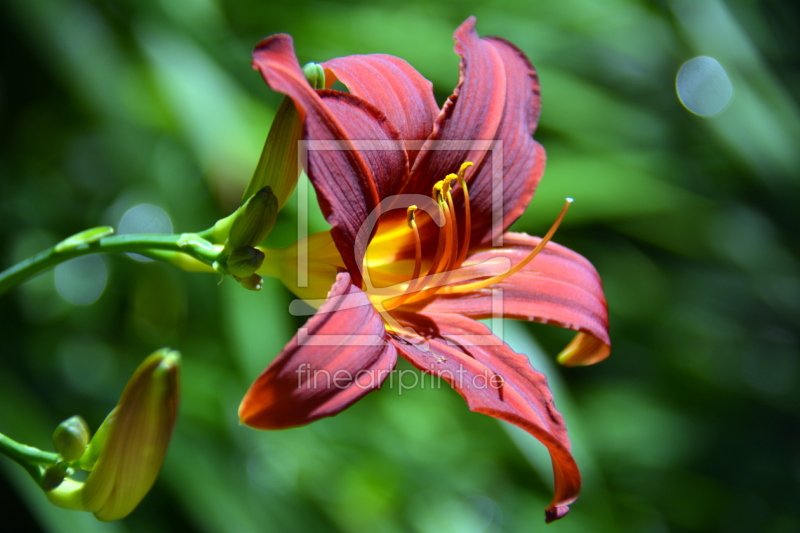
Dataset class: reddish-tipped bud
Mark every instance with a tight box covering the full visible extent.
[47,349,180,521]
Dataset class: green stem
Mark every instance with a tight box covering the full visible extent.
[0,432,60,486]
[0,233,220,297]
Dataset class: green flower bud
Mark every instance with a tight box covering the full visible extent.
[227,246,265,279]
[237,273,263,291]
[241,95,303,208]
[52,416,91,462]
[302,62,326,89]
[227,187,279,252]
[47,349,180,521]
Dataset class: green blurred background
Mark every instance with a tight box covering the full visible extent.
[1,0,798,531]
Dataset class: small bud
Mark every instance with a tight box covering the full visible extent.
[46,349,180,521]
[227,187,279,252]
[53,416,91,462]
[227,246,265,279]
[237,273,263,291]
[302,62,326,89]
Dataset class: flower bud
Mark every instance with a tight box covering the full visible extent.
[302,62,326,89]
[52,416,91,462]
[227,246,265,279]
[47,349,180,521]
[236,273,263,292]
[241,96,303,208]
[227,187,279,252]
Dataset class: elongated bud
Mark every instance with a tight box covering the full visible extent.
[241,96,303,208]
[47,349,180,521]
[227,246,265,279]
[302,62,326,89]
[227,187,279,252]
[53,416,91,462]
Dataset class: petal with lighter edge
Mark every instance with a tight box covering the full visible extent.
[391,312,580,522]
[420,232,610,365]
[240,272,397,429]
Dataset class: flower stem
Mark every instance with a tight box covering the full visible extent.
[0,233,220,297]
[0,432,60,487]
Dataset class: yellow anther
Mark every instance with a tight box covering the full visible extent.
[457,161,474,180]
[432,181,445,202]
[406,205,418,228]
[443,174,459,195]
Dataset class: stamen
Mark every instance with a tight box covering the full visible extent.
[435,195,456,276]
[385,206,425,311]
[402,192,455,305]
[439,198,573,294]
[426,181,453,278]
[405,206,422,289]
[443,178,460,273]
[457,161,474,180]
[454,162,473,266]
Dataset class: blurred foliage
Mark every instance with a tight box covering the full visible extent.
[1,0,799,532]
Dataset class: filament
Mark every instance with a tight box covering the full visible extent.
[454,162,473,267]
[438,198,573,295]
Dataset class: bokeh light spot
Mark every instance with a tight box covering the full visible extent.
[117,204,173,261]
[54,255,108,305]
[676,56,733,117]
[58,336,117,398]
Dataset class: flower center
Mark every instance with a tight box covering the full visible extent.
[363,162,572,316]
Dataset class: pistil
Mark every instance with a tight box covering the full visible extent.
[438,198,573,294]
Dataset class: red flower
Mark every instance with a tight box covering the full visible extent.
[239,17,610,522]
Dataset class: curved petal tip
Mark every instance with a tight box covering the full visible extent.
[557,332,611,367]
[545,504,570,523]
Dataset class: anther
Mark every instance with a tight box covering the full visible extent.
[406,205,418,228]
[457,161,473,180]
[432,181,445,201]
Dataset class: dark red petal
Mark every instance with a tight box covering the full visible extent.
[252,35,408,282]
[418,232,611,366]
[323,54,439,165]
[317,91,409,202]
[390,313,580,522]
[407,16,545,246]
[239,272,397,429]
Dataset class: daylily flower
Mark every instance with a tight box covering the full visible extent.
[239,17,610,522]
